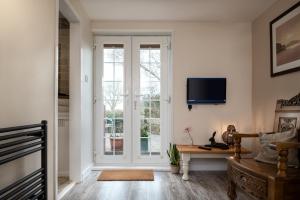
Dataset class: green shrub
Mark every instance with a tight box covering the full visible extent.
[167,143,180,166]
[140,119,149,137]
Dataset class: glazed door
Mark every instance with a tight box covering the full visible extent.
[132,36,170,164]
[94,36,170,165]
[94,36,131,164]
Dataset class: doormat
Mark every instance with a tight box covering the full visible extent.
[97,170,154,181]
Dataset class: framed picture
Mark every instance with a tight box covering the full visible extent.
[270,2,300,77]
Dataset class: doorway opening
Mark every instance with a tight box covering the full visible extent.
[57,12,71,194]
[56,0,82,198]
[94,36,172,167]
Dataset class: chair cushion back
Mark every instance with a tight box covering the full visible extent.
[255,129,299,166]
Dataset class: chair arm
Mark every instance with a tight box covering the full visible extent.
[270,142,300,150]
[232,133,259,159]
[269,142,300,177]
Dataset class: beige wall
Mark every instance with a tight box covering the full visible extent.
[0,0,56,199]
[60,0,93,182]
[68,0,94,179]
[252,0,300,132]
[0,0,93,197]
[92,21,253,153]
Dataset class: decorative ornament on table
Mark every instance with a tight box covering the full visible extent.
[184,127,194,145]
[205,131,229,149]
[221,125,236,146]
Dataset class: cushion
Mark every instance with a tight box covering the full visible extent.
[254,128,299,166]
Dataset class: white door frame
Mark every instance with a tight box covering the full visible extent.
[56,0,81,199]
[93,35,173,167]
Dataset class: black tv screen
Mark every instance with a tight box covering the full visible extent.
[187,78,226,104]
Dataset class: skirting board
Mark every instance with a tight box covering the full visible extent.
[188,158,227,171]
[81,164,92,182]
[92,165,170,171]
[92,159,227,171]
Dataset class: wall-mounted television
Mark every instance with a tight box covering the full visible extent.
[187,78,226,104]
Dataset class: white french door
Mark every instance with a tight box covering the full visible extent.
[94,36,131,164]
[94,36,171,165]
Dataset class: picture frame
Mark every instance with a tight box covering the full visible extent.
[270,2,300,77]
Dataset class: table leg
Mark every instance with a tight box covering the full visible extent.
[181,153,191,181]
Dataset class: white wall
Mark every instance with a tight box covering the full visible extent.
[92,21,253,170]
[252,0,300,132]
[68,0,94,180]
[0,1,93,199]
[0,0,56,199]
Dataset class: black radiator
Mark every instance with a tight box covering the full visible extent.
[0,121,47,200]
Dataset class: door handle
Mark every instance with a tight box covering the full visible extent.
[93,97,100,104]
[164,96,171,104]
[134,100,137,110]
[120,90,129,97]
[135,94,143,98]
[119,94,129,97]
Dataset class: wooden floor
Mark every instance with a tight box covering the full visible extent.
[58,176,71,194]
[62,171,252,200]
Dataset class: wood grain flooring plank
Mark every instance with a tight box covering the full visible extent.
[61,171,253,200]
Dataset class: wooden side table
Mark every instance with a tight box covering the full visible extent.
[176,145,251,181]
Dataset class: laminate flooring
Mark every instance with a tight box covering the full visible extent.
[58,176,71,194]
[62,171,252,200]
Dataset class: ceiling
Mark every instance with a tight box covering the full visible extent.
[79,0,278,22]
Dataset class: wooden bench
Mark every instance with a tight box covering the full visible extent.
[177,145,250,180]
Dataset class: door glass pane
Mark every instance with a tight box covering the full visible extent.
[140,138,150,155]
[103,63,114,81]
[104,137,113,155]
[139,44,161,156]
[115,63,124,81]
[114,137,124,155]
[150,101,160,118]
[140,119,150,155]
[103,49,114,62]
[150,119,160,155]
[102,44,124,156]
[114,49,124,62]
[140,100,150,118]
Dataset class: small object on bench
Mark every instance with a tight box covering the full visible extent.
[198,145,212,150]
[205,131,229,150]
[205,143,229,150]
